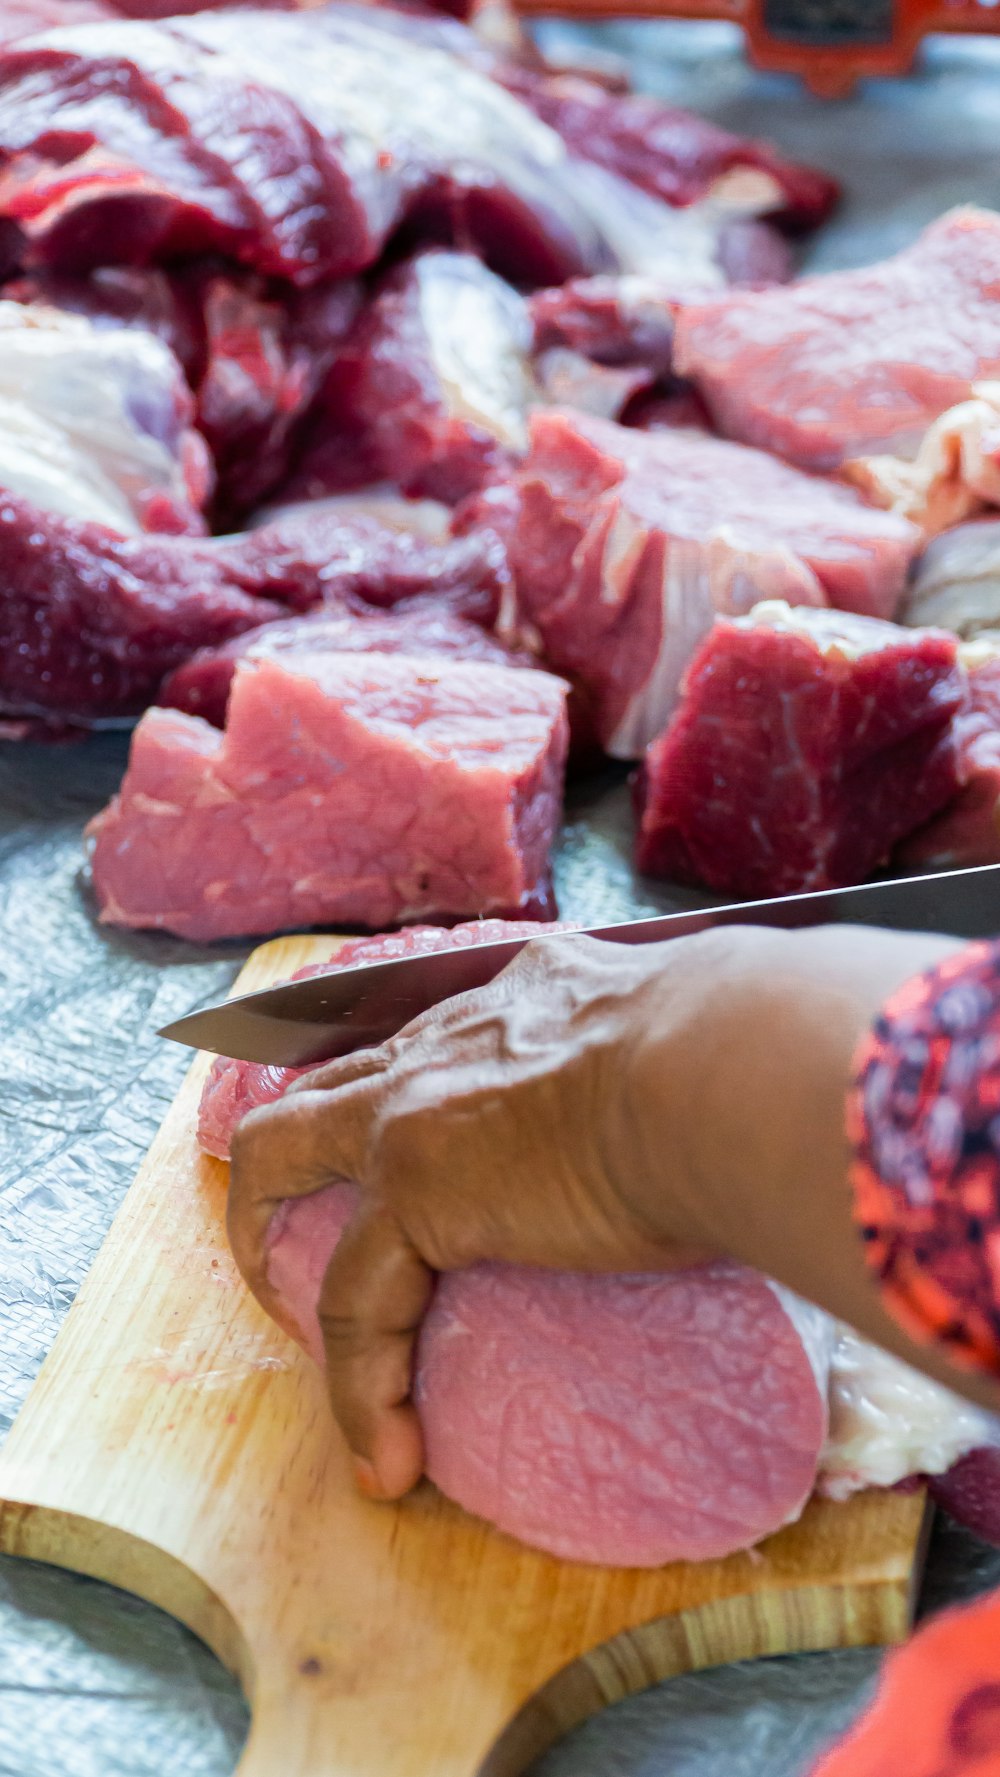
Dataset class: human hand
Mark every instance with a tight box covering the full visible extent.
[227,931,717,1499]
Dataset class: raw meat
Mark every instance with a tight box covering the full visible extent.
[160,597,534,727]
[9,253,362,522]
[530,275,678,371]
[499,66,838,230]
[0,298,210,534]
[0,6,616,287]
[674,208,1000,471]
[843,382,1000,536]
[212,500,507,627]
[197,919,569,1159]
[0,495,505,730]
[531,348,653,426]
[898,642,1000,872]
[818,1328,999,1502]
[262,1183,831,1565]
[0,494,288,730]
[88,649,569,939]
[0,0,115,40]
[200,929,998,1562]
[905,518,1000,640]
[297,251,536,505]
[930,1447,1000,1545]
[509,410,919,758]
[633,601,964,898]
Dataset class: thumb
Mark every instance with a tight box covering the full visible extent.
[317,1198,433,1500]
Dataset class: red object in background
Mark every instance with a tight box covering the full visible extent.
[513,1,1000,98]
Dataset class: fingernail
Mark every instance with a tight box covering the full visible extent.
[353,1457,382,1498]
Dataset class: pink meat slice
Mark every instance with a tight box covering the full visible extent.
[265,1186,829,1565]
[198,917,569,1159]
[298,250,536,506]
[634,603,965,899]
[674,208,1000,472]
[88,649,569,940]
[899,646,1000,872]
[509,409,919,758]
[159,598,533,728]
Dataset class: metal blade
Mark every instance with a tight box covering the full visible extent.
[159,863,1000,1067]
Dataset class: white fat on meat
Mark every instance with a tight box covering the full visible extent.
[415,253,537,451]
[819,1325,1000,1500]
[0,301,205,532]
[765,1276,998,1500]
[904,518,1000,638]
[249,489,452,538]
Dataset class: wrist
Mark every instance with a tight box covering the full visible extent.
[614,925,965,1273]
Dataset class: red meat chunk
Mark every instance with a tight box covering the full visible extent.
[930,1447,1000,1546]
[9,264,361,520]
[530,274,679,370]
[899,644,1000,872]
[502,66,838,230]
[674,208,1000,472]
[297,251,535,505]
[509,410,919,758]
[159,597,534,727]
[0,6,617,287]
[88,649,569,939]
[0,493,505,730]
[634,603,965,898]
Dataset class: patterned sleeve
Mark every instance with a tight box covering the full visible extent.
[847,938,1000,1379]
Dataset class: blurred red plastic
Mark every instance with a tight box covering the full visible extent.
[514,1,1000,97]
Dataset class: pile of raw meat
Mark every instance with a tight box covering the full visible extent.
[197,923,1000,1567]
[6,0,1000,931]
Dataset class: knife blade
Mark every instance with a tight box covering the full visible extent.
[159,864,1000,1067]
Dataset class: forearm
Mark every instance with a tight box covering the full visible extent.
[624,926,1000,1410]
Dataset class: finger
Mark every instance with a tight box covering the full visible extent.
[285,1044,393,1098]
[318,1201,433,1500]
[227,1074,380,1306]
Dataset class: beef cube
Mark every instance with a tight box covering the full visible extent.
[634,602,964,898]
[88,650,569,939]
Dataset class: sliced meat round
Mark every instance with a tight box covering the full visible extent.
[264,1183,830,1566]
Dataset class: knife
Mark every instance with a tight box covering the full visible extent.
[159,863,1000,1068]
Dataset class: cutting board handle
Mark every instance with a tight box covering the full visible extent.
[0,1480,928,1777]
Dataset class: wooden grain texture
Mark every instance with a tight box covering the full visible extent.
[0,934,929,1777]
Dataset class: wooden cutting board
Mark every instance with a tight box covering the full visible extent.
[0,934,930,1777]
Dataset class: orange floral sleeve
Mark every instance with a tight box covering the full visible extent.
[848,940,1000,1379]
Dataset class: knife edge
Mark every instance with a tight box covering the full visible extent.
[159,864,1000,1068]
